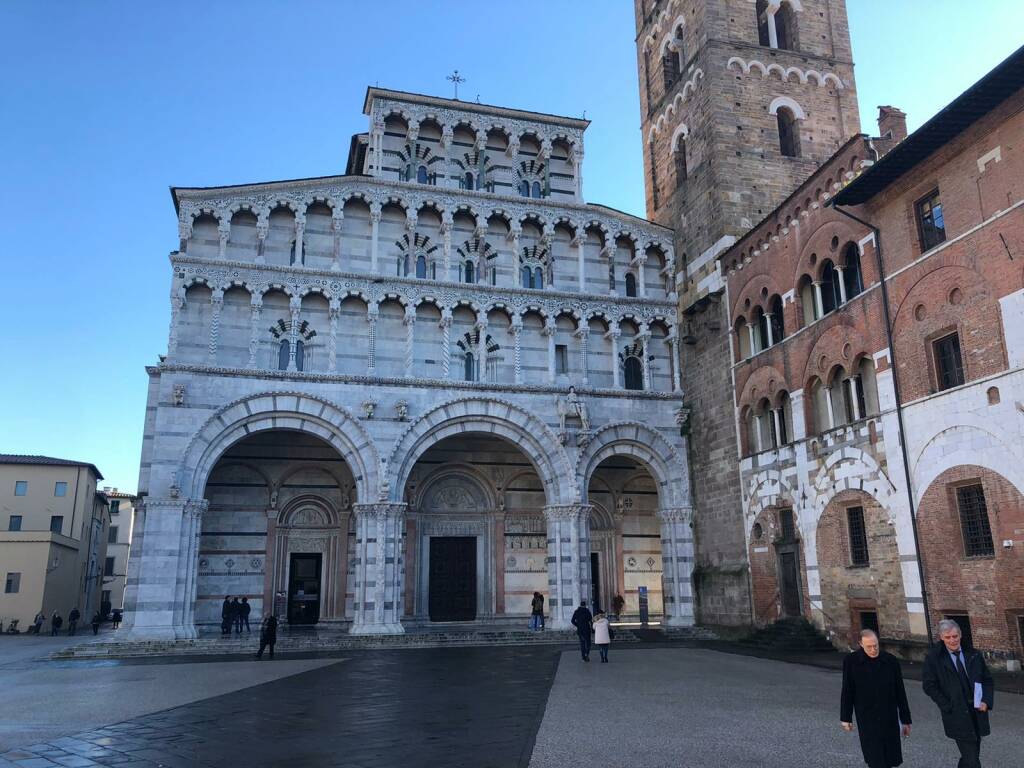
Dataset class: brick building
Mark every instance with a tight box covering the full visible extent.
[634,0,861,625]
[722,44,1024,664]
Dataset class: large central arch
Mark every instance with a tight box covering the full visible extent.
[179,391,379,503]
[387,397,574,504]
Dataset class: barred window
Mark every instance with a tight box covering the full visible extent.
[847,506,869,566]
[778,507,796,542]
[956,484,994,557]
[934,332,965,390]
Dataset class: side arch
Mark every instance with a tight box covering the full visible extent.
[577,422,688,508]
[179,391,378,504]
[912,424,1024,506]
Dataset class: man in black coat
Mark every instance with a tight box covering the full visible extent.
[221,596,232,635]
[922,619,994,768]
[570,600,593,662]
[840,629,912,768]
[240,597,252,632]
[256,614,278,660]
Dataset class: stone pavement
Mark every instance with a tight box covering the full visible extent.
[529,647,1024,767]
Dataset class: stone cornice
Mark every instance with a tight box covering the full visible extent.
[155,364,683,401]
[170,255,677,319]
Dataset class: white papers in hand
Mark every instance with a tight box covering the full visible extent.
[974,682,983,709]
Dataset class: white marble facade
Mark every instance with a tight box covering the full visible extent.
[123,89,694,639]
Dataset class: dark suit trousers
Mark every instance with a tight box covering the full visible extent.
[955,738,981,768]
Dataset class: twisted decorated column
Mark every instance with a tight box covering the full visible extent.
[543,504,593,629]
[247,294,262,369]
[328,299,340,373]
[510,317,523,384]
[574,327,589,385]
[167,290,184,360]
[331,209,344,271]
[440,308,452,378]
[350,503,407,635]
[366,304,379,375]
[287,296,301,372]
[217,219,230,260]
[404,306,417,378]
[369,202,382,274]
[543,317,557,382]
[658,506,695,626]
[207,288,224,365]
[607,327,622,388]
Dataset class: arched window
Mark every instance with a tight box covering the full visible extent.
[755,0,771,46]
[464,172,474,190]
[294,340,305,372]
[277,339,290,371]
[624,356,644,390]
[821,261,841,314]
[533,266,544,289]
[843,244,864,299]
[777,108,801,158]
[402,254,410,276]
[776,2,797,51]
[770,295,785,343]
[519,180,530,197]
[521,265,532,288]
[625,272,638,297]
[662,47,680,87]
[674,136,688,185]
[757,309,770,351]
[415,254,427,279]
[464,352,476,382]
[464,261,475,284]
[416,165,428,184]
[532,181,542,199]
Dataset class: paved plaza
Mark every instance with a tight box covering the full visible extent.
[1,639,1021,767]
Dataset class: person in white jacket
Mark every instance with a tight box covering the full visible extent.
[593,611,613,663]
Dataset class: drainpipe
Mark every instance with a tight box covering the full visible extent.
[829,201,933,641]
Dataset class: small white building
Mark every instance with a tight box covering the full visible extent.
[100,489,136,612]
[124,88,695,639]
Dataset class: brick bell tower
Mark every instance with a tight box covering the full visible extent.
[634,0,861,626]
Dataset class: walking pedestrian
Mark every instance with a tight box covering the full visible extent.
[111,609,122,629]
[530,592,545,631]
[221,596,232,636]
[256,614,278,660]
[50,611,62,636]
[31,612,45,635]
[90,611,102,635]
[232,597,243,634]
[840,629,912,768]
[241,597,252,633]
[67,607,80,636]
[593,610,614,663]
[922,619,994,768]
[570,600,593,662]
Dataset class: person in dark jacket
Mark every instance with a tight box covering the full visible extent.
[67,607,80,636]
[530,592,545,631]
[570,601,593,662]
[50,611,63,636]
[240,597,252,633]
[256,614,278,660]
[90,611,102,635]
[922,619,994,768]
[221,596,232,635]
[231,597,243,634]
[840,629,912,768]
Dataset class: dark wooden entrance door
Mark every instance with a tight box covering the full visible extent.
[288,553,322,625]
[590,552,601,611]
[429,537,476,621]
[779,550,801,617]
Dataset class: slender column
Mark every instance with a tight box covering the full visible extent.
[767,8,779,48]
[772,408,783,448]
[369,202,381,274]
[607,327,622,388]
[848,376,861,421]
[292,216,304,265]
[543,505,593,629]
[573,146,584,200]
[543,317,557,382]
[440,125,453,187]
[404,306,416,378]
[349,503,407,635]
[475,316,488,383]
[510,226,522,282]
[790,389,807,441]
[574,327,589,385]
[328,299,340,373]
[813,281,825,319]
[167,291,184,359]
[574,229,586,291]
[825,386,837,429]
[639,329,652,390]
[658,507,695,626]
[440,309,452,378]
[247,295,262,369]
[207,288,223,365]
[370,121,384,177]
[747,324,757,355]
[511,316,523,384]
[287,296,300,372]
[177,214,192,253]
[441,212,453,278]
[636,254,648,297]
[668,333,682,392]
[366,304,379,375]
[754,414,764,453]
[255,214,268,264]
[765,313,775,347]
[836,265,848,303]
[217,219,230,259]
[540,139,552,197]
[331,209,344,271]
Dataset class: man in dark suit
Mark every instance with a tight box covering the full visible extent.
[570,600,593,662]
[922,619,994,768]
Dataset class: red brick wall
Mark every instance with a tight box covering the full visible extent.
[917,465,1024,655]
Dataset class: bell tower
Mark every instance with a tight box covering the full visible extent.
[635,0,861,626]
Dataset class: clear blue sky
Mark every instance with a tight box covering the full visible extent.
[1,2,1019,493]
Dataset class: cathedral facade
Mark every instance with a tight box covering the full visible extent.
[124,89,695,638]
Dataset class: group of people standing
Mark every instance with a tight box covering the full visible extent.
[220,596,251,635]
[29,607,106,636]
[840,619,995,768]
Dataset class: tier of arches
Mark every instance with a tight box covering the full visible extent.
[180,193,673,300]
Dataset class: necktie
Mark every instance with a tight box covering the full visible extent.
[955,653,972,697]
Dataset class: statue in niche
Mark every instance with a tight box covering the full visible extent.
[556,386,591,432]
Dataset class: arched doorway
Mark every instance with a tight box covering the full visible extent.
[403,433,547,623]
[199,430,355,629]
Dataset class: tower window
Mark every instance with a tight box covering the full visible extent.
[464,261,475,284]
[956,483,994,557]
[847,506,869,566]
[756,0,771,46]
[915,189,946,252]
[534,266,544,289]
[464,172,474,190]
[777,108,801,157]
[532,181,542,199]
[464,352,476,382]
[555,344,569,374]
[416,165,428,185]
[278,339,290,370]
[294,340,305,372]
[933,332,965,390]
[674,136,688,185]
[625,272,638,297]
[776,2,798,51]
[624,356,644,390]
[662,50,680,87]
[519,180,530,197]
[416,254,427,279]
